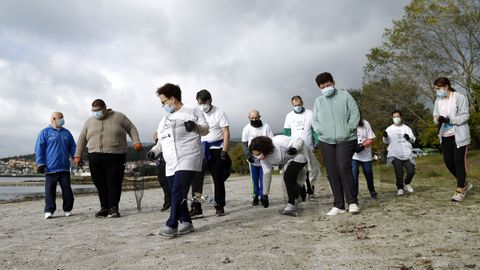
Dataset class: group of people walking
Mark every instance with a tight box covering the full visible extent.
[35,72,473,238]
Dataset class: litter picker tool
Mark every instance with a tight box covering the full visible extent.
[133,149,147,213]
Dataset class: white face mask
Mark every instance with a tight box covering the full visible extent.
[254,153,265,160]
[393,117,401,125]
[198,104,211,113]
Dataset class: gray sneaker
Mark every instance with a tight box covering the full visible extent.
[160,226,178,238]
[178,222,194,235]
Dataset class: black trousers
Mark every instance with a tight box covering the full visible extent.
[157,158,171,206]
[284,161,307,204]
[191,149,226,208]
[88,153,126,210]
[441,136,467,188]
[319,140,357,209]
[391,158,415,189]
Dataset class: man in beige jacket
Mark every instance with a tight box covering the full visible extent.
[74,99,142,218]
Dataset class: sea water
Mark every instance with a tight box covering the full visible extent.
[0,177,95,201]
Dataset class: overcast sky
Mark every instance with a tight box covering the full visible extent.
[0,0,410,158]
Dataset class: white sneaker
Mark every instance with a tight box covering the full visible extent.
[326,207,346,216]
[349,203,360,214]
[451,183,473,202]
[397,189,404,196]
[64,211,72,217]
[45,212,53,219]
[281,203,298,216]
[405,184,414,193]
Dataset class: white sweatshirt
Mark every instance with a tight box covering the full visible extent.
[150,105,209,176]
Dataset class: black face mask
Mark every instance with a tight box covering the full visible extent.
[250,120,263,128]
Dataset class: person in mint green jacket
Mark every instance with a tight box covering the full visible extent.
[312,72,360,216]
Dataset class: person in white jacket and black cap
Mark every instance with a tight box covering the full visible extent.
[382,109,416,196]
[147,83,209,238]
[248,135,320,216]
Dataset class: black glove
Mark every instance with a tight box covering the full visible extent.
[355,144,365,153]
[220,151,229,160]
[287,147,297,155]
[437,116,446,124]
[146,151,156,160]
[184,120,197,132]
[404,134,410,141]
[37,165,45,174]
[444,117,450,124]
[383,131,388,138]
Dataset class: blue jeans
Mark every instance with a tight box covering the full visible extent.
[351,159,375,198]
[166,171,194,228]
[44,171,74,213]
[250,164,263,198]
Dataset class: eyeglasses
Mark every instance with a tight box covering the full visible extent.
[160,98,171,107]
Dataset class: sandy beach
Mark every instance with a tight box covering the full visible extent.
[1,174,479,270]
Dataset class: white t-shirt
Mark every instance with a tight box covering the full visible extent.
[283,109,314,150]
[353,120,376,162]
[200,105,230,149]
[241,123,274,144]
[383,124,415,161]
[241,122,274,166]
[436,92,457,137]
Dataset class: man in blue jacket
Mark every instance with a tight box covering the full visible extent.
[35,112,76,219]
[312,72,360,216]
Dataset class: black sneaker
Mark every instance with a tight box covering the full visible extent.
[107,207,120,218]
[161,203,171,212]
[252,197,259,206]
[370,191,378,199]
[260,195,269,208]
[95,208,109,218]
[189,207,204,219]
[215,207,225,217]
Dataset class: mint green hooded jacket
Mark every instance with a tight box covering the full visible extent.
[312,89,360,144]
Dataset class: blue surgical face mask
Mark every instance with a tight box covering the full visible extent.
[92,111,104,119]
[293,106,303,113]
[58,118,65,127]
[164,105,174,114]
[436,88,447,98]
[321,86,335,97]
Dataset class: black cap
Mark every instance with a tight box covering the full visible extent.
[196,89,212,102]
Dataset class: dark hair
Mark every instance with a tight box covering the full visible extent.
[156,83,182,102]
[249,136,275,156]
[391,109,402,117]
[434,77,456,92]
[196,89,212,102]
[315,72,334,86]
[92,99,106,108]
[291,95,303,103]
[358,110,364,127]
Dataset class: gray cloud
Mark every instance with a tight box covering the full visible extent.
[0,0,409,158]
